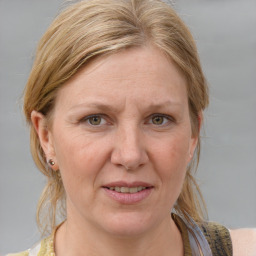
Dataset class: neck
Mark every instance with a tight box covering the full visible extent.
[55,214,183,256]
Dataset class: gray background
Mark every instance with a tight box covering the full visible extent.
[0,0,255,254]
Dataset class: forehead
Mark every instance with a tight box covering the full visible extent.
[55,46,188,110]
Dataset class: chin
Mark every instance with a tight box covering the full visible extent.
[99,211,158,237]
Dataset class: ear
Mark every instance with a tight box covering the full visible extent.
[31,110,59,171]
[188,111,203,162]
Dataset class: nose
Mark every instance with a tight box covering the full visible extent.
[110,125,149,170]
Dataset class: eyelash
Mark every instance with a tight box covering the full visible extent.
[80,114,108,126]
[149,114,174,126]
[79,113,174,127]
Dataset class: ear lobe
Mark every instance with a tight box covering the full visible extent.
[31,110,56,161]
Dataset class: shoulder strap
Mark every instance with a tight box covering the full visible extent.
[178,213,213,256]
[199,221,233,256]
[173,213,233,256]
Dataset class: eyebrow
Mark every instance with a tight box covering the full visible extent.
[69,102,120,113]
[68,99,183,114]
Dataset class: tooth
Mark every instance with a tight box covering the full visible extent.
[109,186,148,193]
[115,186,121,192]
[121,187,129,193]
[129,187,138,193]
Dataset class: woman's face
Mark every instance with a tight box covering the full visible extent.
[35,46,198,237]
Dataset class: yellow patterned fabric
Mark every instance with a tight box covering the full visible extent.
[7,252,29,256]
[37,235,55,256]
[6,231,55,256]
[7,214,232,255]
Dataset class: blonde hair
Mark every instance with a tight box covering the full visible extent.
[24,0,209,235]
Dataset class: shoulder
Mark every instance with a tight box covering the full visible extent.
[5,238,42,256]
[6,251,29,256]
[199,221,232,255]
[230,228,256,256]
[7,229,55,256]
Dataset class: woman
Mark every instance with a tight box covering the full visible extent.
[9,0,256,255]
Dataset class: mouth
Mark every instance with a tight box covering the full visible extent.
[103,186,151,194]
[102,182,154,204]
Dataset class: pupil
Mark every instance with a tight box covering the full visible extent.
[153,116,163,124]
[90,116,101,125]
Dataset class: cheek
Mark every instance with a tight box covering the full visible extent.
[52,129,111,191]
[151,132,191,199]
[154,133,191,174]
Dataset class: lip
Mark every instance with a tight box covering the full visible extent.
[103,181,153,188]
[102,181,154,204]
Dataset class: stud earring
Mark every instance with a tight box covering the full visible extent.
[48,159,55,166]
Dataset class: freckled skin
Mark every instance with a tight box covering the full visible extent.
[34,46,198,255]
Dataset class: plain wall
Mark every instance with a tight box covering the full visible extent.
[0,0,255,254]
